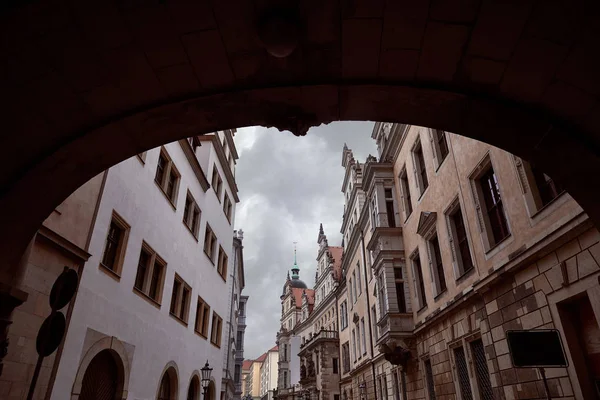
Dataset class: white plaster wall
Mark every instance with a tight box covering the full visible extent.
[51,139,236,400]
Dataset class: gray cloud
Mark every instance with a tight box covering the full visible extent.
[233,122,377,359]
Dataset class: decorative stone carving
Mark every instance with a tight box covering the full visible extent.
[307,359,315,377]
[300,363,307,380]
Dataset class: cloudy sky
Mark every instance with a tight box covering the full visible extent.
[233,122,377,359]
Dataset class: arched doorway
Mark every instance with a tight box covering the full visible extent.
[187,374,200,400]
[157,366,178,400]
[79,350,122,400]
[205,380,217,400]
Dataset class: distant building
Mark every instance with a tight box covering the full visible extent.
[259,345,279,400]
[241,359,253,397]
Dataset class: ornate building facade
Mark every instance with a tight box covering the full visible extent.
[275,123,600,400]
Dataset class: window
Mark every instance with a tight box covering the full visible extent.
[137,151,147,164]
[412,141,429,196]
[384,188,396,227]
[211,166,223,201]
[399,168,413,220]
[514,157,565,215]
[349,278,354,306]
[447,203,474,278]
[353,274,358,303]
[411,252,427,310]
[472,161,510,250]
[427,233,447,296]
[195,296,211,338]
[351,330,357,362]
[356,264,362,295]
[393,369,402,400]
[377,272,387,315]
[356,323,361,356]
[340,301,348,330]
[187,136,200,150]
[431,129,449,168]
[223,193,233,223]
[169,274,191,323]
[332,357,339,374]
[371,305,378,339]
[370,196,378,230]
[424,359,436,400]
[155,148,180,205]
[394,267,407,313]
[470,339,493,400]
[133,243,166,304]
[210,312,223,347]
[453,346,473,400]
[100,212,130,277]
[183,192,201,238]
[360,318,367,355]
[217,246,228,280]
[204,224,217,263]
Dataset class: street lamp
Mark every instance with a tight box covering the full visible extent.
[201,361,213,400]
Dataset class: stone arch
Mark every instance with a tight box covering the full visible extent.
[206,378,217,400]
[71,336,130,400]
[156,361,179,400]
[187,370,201,400]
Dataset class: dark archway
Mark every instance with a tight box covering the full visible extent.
[157,365,179,400]
[1,0,600,288]
[188,374,201,400]
[79,349,123,400]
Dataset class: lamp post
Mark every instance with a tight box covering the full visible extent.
[201,361,213,400]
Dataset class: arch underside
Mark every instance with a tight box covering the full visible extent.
[1,0,600,281]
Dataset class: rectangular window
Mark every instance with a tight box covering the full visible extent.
[340,301,348,330]
[353,274,358,303]
[454,346,473,400]
[382,374,388,399]
[360,318,367,355]
[204,224,217,263]
[349,278,354,306]
[194,296,210,339]
[532,165,564,208]
[394,267,407,313]
[385,188,396,228]
[217,246,228,280]
[428,233,447,295]
[100,212,130,276]
[370,195,378,230]
[448,205,474,278]
[212,166,223,201]
[412,141,429,196]
[223,193,233,223]
[356,263,362,295]
[155,148,180,205]
[412,252,427,310]
[371,305,378,339]
[399,169,413,220]
[342,342,350,373]
[378,272,387,315]
[333,358,339,374]
[352,329,357,362]
[479,166,509,246]
[211,311,223,347]
[133,243,166,304]
[424,359,436,400]
[169,274,191,323]
[183,192,201,239]
[431,129,449,168]
[470,339,493,400]
[393,369,402,400]
[356,323,361,356]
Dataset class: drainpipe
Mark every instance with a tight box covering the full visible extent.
[359,229,377,400]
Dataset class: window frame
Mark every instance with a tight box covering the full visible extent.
[425,230,448,298]
[99,211,130,279]
[411,139,429,198]
[223,192,233,223]
[183,191,201,240]
[445,198,475,281]
[210,311,223,347]
[154,147,181,208]
[195,295,211,339]
[410,250,427,311]
[211,165,223,202]
[169,273,192,325]
[399,167,413,221]
[217,245,228,281]
[429,129,449,171]
[203,224,217,263]
[132,242,167,306]
[469,155,511,252]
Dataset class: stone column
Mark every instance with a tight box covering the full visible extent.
[0,234,35,376]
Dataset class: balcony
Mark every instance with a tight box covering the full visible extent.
[299,329,338,353]
[376,312,414,346]
[238,315,246,326]
[366,227,404,272]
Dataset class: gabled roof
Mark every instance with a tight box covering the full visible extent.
[269,345,279,352]
[293,287,314,308]
[255,352,268,363]
[242,360,253,370]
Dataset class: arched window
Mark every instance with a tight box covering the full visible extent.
[187,375,200,400]
[158,366,178,400]
[80,349,121,400]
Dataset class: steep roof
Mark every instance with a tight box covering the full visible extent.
[242,360,253,370]
[269,345,279,352]
[329,246,343,281]
[255,352,268,363]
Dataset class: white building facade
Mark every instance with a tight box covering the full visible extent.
[259,347,279,400]
[50,131,242,400]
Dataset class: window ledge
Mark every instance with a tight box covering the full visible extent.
[529,191,568,220]
[433,289,447,302]
[133,287,161,309]
[455,266,475,283]
[416,305,428,315]
[155,180,177,211]
[219,273,227,283]
[211,341,221,349]
[99,263,121,281]
[194,330,208,340]
[183,222,199,242]
[484,233,512,255]
[169,312,189,327]
[204,250,216,265]
[434,155,448,173]
[417,186,430,202]
[136,154,146,165]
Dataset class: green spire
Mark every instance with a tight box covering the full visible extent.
[291,242,299,279]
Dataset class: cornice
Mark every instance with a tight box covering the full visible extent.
[178,140,210,191]
[198,134,240,202]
